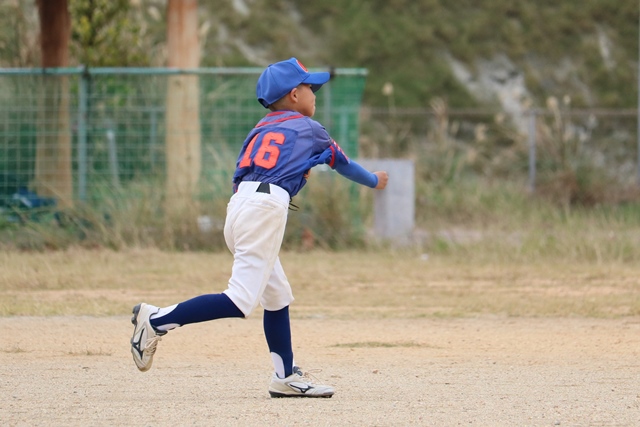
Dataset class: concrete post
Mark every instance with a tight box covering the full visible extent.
[358,159,415,244]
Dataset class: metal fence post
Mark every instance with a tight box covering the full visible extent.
[149,107,158,167]
[323,79,332,131]
[77,68,88,201]
[528,109,537,193]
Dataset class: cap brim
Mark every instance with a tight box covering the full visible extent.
[303,72,331,92]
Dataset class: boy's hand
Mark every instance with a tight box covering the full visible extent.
[374,171,388,189]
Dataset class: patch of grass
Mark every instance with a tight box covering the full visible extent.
[2,346,27,353]
[67,348,113,357]
[332,341,428,349]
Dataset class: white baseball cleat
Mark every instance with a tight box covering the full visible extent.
[268,366,335,398]
[130,303,165,372]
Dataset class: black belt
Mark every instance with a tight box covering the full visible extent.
[255,182,298,210]
[256,182,270,194]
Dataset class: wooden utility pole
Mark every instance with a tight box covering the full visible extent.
[165,0,201,216]
[36,0,73,207]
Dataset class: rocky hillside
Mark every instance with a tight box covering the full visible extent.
[297,1,638,111]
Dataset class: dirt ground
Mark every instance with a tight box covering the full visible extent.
[1,314,639,427]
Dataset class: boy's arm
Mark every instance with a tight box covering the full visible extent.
[324,140,388,189]
[334,160,382,188]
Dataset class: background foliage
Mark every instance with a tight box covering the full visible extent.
[70,0,150,66]
[0,0,637,108]
[1,0,639,254]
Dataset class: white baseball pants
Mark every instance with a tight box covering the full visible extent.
[223,181,294,316]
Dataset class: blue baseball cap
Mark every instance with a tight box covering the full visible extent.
[256,57,331,108]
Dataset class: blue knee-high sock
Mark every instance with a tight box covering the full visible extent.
[150,293,243,331]
[263,306,294,379]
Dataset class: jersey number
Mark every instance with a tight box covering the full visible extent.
[239,132,285,169]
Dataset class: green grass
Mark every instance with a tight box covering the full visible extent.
[1,249,638,319]
[2,173,640,266]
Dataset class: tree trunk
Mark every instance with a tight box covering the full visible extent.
[36,0,73,208]
[165,0,201,218]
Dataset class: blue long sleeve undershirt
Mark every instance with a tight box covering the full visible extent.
[334,159,378,188]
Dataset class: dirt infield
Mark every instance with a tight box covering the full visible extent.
[1,315,639,426]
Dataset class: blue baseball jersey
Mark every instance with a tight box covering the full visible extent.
[232,111,351,197]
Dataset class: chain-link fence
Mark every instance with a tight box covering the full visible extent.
[0,67,367,212]
[2,67,639,224]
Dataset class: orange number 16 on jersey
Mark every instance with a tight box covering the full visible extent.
[239,132,285,169]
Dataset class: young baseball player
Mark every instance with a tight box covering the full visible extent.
[130,57,388,398]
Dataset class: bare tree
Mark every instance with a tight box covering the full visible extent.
[165,0,201,217]
[35,0,73,208]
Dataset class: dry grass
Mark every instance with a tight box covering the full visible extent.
[1,248,638,319]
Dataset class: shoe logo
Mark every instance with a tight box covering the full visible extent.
[131,328,145,358]
[289,382,313,394]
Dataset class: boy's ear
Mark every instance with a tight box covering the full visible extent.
[289,87,298,102]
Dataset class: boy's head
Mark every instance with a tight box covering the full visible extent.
[256,58,330,109]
